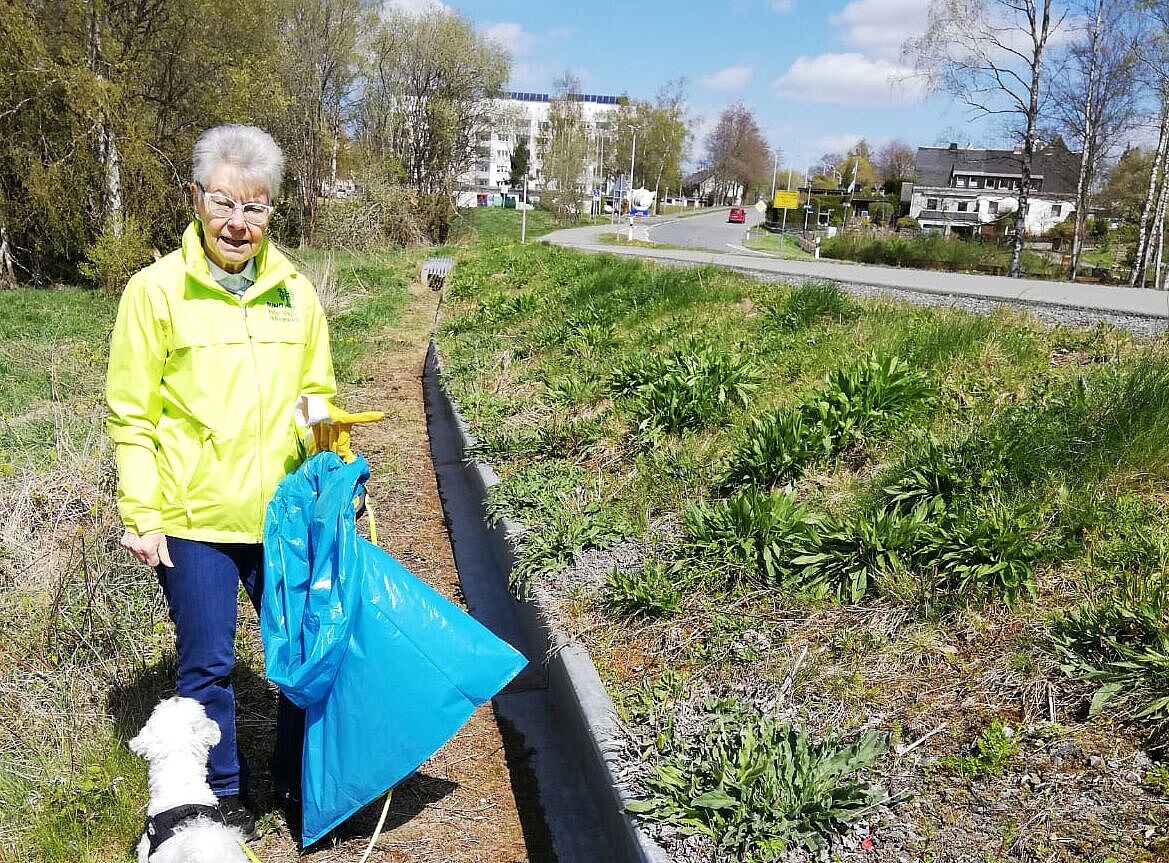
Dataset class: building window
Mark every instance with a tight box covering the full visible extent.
[957,201,968,212]
[927,197,938,209]
[989,201,999,215]
[1051,204,1062,217]
[955,176,967,187]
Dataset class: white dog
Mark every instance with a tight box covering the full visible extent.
[129,696,250,863]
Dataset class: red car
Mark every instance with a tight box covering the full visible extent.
[728,206,746,223]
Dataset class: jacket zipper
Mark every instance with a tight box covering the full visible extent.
[241,301,266,528]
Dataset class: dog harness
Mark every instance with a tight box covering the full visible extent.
[144,803,226,854]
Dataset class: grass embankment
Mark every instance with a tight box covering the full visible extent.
[822,233,1059,278]
[743,228,814,259]
[437,241,1169,860]
[0,247,411,861]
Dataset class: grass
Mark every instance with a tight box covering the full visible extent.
[0,235,422,859]
[449,206,569,247]
[436,233,1169,859]
[743,229,814,259]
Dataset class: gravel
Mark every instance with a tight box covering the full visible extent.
[542,539,1169,863]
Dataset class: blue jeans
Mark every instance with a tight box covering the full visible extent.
[157,537,302,799]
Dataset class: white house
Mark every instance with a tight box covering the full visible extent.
[902,140,1080,237]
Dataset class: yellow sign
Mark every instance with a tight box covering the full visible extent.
[772,191,800,209]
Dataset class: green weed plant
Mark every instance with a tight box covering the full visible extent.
[1051,592,1169,720]
[722,352,931,489]
[939,721,1020,777]
[605,559,685,618]
[610,344,760,434]
[627,699,888,860]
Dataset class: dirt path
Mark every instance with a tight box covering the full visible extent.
[250,277,535,863]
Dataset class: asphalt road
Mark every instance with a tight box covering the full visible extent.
[645,205,766,253]
[545,215,1169,319]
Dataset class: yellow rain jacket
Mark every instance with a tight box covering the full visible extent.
[105,222,336,543]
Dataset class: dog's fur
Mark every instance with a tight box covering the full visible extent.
[129,696,249,863]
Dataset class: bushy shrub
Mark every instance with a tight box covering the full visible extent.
[895,216,921,233]
[79,218,155,293]
[868,201,894,227]
[312,180,427,250]
[821,233,1056,278]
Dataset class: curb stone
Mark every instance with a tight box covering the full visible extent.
[424,341,672,863]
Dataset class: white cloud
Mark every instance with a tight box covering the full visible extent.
[484,21,538,55]
[771,0,795,11]
[773,53,928,106]
[700,65,754,92]
[509,61,547,90]
[830,0,930,61]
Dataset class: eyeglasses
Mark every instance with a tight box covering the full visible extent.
[197,184,274,226]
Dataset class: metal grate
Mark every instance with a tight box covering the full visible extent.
[420,256,455,291]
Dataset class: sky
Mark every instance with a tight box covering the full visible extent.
[389,0,989,173]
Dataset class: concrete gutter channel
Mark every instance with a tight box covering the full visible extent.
[423,342,671,863]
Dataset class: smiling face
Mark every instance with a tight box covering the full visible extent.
[190,168,271,275]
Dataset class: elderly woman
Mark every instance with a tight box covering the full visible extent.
[106,124,335,836]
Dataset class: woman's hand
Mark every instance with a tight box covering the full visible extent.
[120,531,173,568]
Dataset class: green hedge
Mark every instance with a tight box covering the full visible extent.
[821,234,1057,278]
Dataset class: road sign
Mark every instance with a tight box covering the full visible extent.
[754,200,767,213]
[773,190,800,209]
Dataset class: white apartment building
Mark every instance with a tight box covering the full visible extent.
[902,141,1080,237]
[462,91,624,195]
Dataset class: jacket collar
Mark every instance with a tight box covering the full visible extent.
[181,221,296,302]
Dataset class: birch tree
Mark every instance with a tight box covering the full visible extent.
[1052,0,1138,279]
[359,8,507,196]
[280,0,364,241]
[1130,0,1169,288]
[608,80,691,208]
[907,0,1066,277]
[540,73,590,218]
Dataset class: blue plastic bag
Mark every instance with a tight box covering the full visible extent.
[261,452,528,845]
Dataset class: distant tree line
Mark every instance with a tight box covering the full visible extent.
[0,0,507,286]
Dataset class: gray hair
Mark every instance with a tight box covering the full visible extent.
[192,125,284,200]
